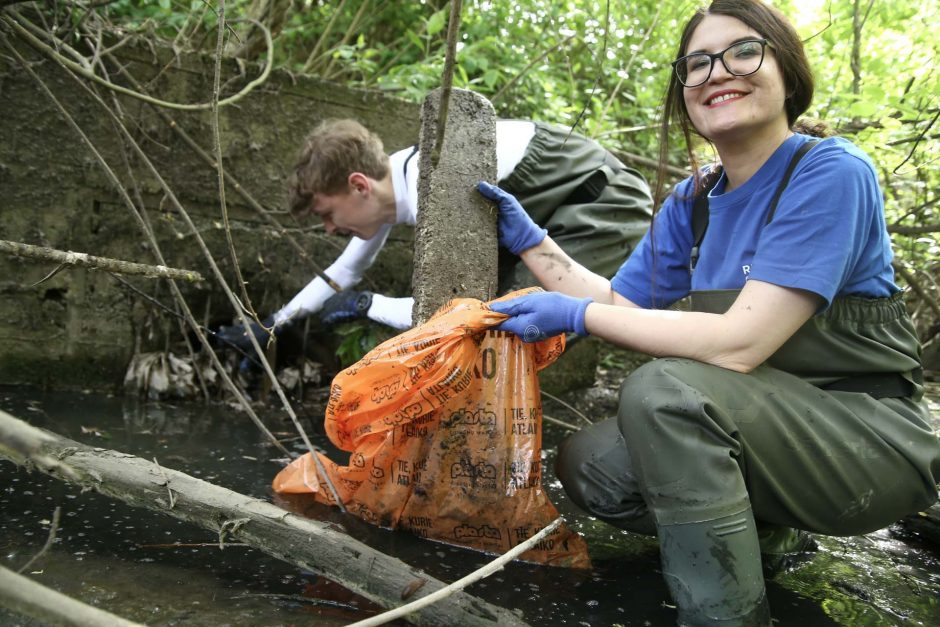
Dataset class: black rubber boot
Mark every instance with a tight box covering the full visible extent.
[757,523,818,578]
[658,507,771,626]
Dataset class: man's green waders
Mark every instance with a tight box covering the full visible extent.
[498,122,652,292]
[556,290,940,625]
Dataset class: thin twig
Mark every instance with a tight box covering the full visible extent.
[888,222,940,235]
[5,9,273,111]
[138,542,248,548]
[596,5,661,135]
[542,412,579,432]
[152,457,177,508]
[347,517,564,627]
[567,0,610,140]
[108,272,265,366]
[322,0,371,79]
[611,148,687,178]
[302,0,349,73]
[17,507,61,574]
[540,390,593,426]
[431,0,462,170]
[893,107,940,174]
[492,32,577,104]
[211,0,256,320]
[894,260,940,319]
[362,8,430,87]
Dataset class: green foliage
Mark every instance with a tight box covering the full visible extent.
[98,0,939,336]
[332,320,384,367]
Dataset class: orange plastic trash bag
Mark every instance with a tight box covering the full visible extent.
[272,290,591,569]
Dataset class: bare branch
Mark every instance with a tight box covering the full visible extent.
[0,239,205,282]
[212,1,257,320]
[17,507,61,574]
[430,0,462,169]
[5,9,273,111]
[541,390,593,426]
[348,518,562,627]
[893,108,940,174]
[888,222,940,236]
[322,0,372,79]
[894,260,940,320]
[301,0,349,73]
[610,147,687,178]
[596,5,661,136]
[492,33,578,105]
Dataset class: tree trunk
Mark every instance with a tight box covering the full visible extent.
[0,412,527,627]
[412,88,498,325]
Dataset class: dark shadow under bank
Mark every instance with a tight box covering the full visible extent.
[1,387,937,626]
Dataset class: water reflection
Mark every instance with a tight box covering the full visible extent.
[1,388,937,626]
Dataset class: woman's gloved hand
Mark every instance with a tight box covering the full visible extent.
[477,181,547,255]
[319,290,374,325]
[489,292,593,342]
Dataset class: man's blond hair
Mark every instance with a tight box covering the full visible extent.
[288,119,389,215]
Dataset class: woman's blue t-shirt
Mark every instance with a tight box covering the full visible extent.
[611,134,897,309]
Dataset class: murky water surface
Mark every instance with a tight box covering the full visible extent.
[1,388,937,625]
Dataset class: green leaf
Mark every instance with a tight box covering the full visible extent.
[483,69,500,88]
[426,9,447,37]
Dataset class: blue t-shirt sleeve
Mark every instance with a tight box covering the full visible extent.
[749,139,888,305]
[612,177,695,308]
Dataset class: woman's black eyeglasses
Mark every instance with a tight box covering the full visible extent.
[672,39,772,88]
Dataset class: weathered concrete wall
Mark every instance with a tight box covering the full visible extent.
[0,37,419,389]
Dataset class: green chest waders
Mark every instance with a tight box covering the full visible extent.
[497,122,653,292]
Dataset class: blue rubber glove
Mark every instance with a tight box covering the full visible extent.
[319,290,374,325]
[215,314,278,352]
[489,292,593,342]
[477,181,547,255]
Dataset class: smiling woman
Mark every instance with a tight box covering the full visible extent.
[477,0,940,625]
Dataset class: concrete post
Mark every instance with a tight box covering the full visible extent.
[412,88,497,325]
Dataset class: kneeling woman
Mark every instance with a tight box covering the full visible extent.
[478,0,940,624]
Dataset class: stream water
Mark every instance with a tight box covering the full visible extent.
[1,386,938,626]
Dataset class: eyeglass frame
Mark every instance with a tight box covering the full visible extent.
[671,38,773,88]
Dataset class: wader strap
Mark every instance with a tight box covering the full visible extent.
[689,139,820,275]
[820,370,918,399]
[764,139,819,224]
[689,168,723,274]
[402,145,419,181]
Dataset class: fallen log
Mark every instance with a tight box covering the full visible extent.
[0,412,527,627]
[0,564,143,627]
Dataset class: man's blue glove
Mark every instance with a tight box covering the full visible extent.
[477,181,547,255]
[319,290,373,326]
[215,314,278,352]
[489,292,593,342]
